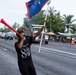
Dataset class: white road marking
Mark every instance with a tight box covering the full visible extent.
[32,45,76,58]
[4,48,7,51]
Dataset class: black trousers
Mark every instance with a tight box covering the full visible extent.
[21,66,37,75]
[18,59,37,75]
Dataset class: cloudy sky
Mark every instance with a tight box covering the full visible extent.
[0,0,76,28]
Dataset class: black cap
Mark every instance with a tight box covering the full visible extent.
[16,27,25,37]
[17,29,24,34]
[17,26,26,33]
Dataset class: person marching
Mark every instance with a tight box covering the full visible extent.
[14,26,46,75]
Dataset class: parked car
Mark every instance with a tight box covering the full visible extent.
[0,32,3,38]
[3,34,13,40]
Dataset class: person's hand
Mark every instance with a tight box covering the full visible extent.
[42,25,46,29]
[20,34,26,40]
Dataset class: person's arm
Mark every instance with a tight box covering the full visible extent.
[17,35,25,49]
[32,26,46,41]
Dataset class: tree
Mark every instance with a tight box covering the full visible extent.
[30,10,45,24]
[71,25,76,33]
[62,14,76,33]
[51,12,64,33]
[12,22,19,30]
[48,7,57,31]
[23,11,45,28]
[0,28,4,32]
[43,6,64,33]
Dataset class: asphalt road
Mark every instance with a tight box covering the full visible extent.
[0,38,76,75]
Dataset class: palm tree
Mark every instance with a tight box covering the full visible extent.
[43,6,57,31]
[62,14,76,33]
[48,7,57,31]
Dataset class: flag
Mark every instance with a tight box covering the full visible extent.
[47,0,51,5]
[25,0,49,19]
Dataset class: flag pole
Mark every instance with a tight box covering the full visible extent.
[38,15,47,53]
[38,0,51,53]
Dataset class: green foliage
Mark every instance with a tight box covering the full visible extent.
[23,7,76,34]
[30,10,45,24]
[62,14,74,24]
[51,13,64,33]
[62,14,76,33]
[71,25,76,33]
[0,27,10,32]
[12,22,19,30]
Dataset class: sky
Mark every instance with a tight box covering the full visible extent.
[0,0,76,28]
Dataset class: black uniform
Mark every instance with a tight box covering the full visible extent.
[15,36,37,75]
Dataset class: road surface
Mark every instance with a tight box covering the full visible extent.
[0,39,76,75]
